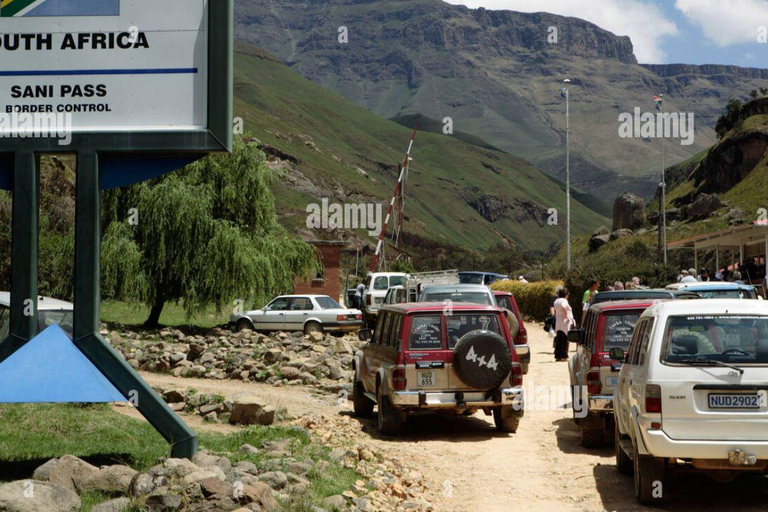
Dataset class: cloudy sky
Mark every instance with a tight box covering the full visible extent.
[443,0,768,66]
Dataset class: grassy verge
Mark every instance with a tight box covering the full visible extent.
[100,301,231,330]
[0,404,357,511]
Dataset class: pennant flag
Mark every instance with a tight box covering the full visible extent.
[1,0,119,17]
[560,87,569,100]
[653,95,663,111]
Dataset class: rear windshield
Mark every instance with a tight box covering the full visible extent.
[409,315,443,350]
[447,314,502,349]
[39,310,74,337]
[373,276,389,290]
[662,315,768,365]
[459,274,484,284]
[315,296,342,309]
[695,289,757,299]
[602,311,642,350]
[422,292,493,305]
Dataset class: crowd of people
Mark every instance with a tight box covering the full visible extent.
[676,261,764,285]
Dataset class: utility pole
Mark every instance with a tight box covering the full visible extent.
[563,79,572,270]
[655,94,667,264]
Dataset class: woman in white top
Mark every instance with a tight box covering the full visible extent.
[553,288,574,361]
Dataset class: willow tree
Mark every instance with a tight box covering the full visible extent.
[102,139,317,326]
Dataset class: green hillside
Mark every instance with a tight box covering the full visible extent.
[232,43,608,252]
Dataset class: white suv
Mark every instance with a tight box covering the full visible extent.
[613,300,768,505]
[361,272,406,325]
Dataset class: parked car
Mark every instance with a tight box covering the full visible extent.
[568,299,656,447]
[493,291,529,374]
[361,272,407,326]
[230,295,362,335]
[404,270,459,302]
[418,284,495,306]
[666,281,759,299]
[589,288,699,306]
[458,271,509,285]
[0,292,74,340]
[383,285,407,306]
[351,302,524,435]
[612,299,768,505]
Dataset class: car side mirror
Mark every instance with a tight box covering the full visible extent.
[567,329,583,344]
[358,328,373,342]
[609,347,625,361]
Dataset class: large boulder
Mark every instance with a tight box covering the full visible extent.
[612,193,644,231]
[229,394,276,426]
[588,234,610,253]
[609,229,633,241]
[80,465,138,495]
[687,193,722,220]
[47,455,99,493]
[0,480,80,512]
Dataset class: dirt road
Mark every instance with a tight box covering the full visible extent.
[122,326,768,511]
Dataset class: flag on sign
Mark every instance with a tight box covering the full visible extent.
[653,95,663,111]
[560,87,568,99]
[1,0,119,17]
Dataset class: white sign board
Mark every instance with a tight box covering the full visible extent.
[0,0,208,133]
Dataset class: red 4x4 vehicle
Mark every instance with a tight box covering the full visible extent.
[568,299,655,446]
[352,303,524,435]
[492,291,529,374]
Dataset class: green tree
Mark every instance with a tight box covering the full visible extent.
[102,139,318,326]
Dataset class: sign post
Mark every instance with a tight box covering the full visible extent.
[0,0,233,458]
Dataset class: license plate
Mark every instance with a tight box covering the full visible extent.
[418,371,436,387]
[709,393,761,409]
[605,377,618,387]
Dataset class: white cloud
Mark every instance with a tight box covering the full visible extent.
[442,0,679,63]
[675,0,768,46]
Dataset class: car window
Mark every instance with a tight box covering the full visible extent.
[290,297,312,311]
[497,296,512,310]
[585,312,596,350]
[373,313,387,345]
[267,298,291,311]
[627,320,647,365]
[389,276,405,287]
[373,276,389,290]
[422,292,493,305]
[446,314,502,349]
[385,314,402,348]
[602,311,643,351]
[637,319,655,365]
[409,315,443,350]
[697,289,757,299]
[459,274,484,284]
[380,312,393,346]
[315,296,342,309]
[0,307,7,335]
[392,314,404,348]
[39,311,74,336]
[661,314,768,365]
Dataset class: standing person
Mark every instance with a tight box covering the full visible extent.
[680,270,696,283]
[554,288,574,362]
[581,280,599,327]
[732,271,745,284]
[354,282,365,309]
[549,285,563,348]
[613,281,624,290]
[698,268,710,282]
[631,276,646,289]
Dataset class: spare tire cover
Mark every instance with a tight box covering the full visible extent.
[453,330,512,389]
[502,308,519,340]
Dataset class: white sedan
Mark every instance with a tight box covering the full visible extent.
[231,294,363,335]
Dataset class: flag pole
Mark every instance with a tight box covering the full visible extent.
[564,79,571,271]
[659,95,667,264]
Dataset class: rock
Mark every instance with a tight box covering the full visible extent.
[687,193,722,220]
[323,494,346,511]
[592,225,610,237]
[257,471,288,490]
[162,389,187,403]
[331,338,354,355]
[230,395,275,426]
[203,411,218,422]
[262,348,282,365]
[612,192,644,231]
[311,344,326,353]
[238,444,260,455]
[588,234,609,253]
[279,367,302,381]
[192,452,233,474]
[199,477,233,498]
[162,458,202,480]
[199,403,225,415]
[80,465,137,494]
[144,493,183,511]
[241,483,278,510]
[200,352,216,364]
[609,228,633,241]
[47,454,99,493]
[32,458,59,481]
[181,467,226,486]
[0,480,81,512]
[309,331,323,343]
[129,473,162,497]
[234,461,258,475]
[91,497,132,512]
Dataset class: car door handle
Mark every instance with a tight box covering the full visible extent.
[303,313,308,316]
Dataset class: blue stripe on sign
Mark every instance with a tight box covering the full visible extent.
[25,0,119,17]
[0,68,198,77]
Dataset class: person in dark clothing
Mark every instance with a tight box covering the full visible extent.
[553,288,574,362]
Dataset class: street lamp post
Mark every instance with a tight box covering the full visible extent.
[563,79,571,271]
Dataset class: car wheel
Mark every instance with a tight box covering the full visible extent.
[633,441,666,506]
[236,319,252,332]
[571,385,582,425]
[304,321,323,336]
[377,384,405,436]
[493,406,521,433]
[352,380,374,417]
[580,413,604,447]
[615,421,633,475]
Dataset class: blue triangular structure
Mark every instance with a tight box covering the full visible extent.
[0,325,127,403]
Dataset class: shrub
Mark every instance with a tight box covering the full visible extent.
[491,279,564,321]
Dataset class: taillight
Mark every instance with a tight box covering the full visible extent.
[510,362,523,387]
[337,314,346,321]
[645,384,662,414]
[355,314,363,320]
[366,295,371,305]
[519,328,527,345]
[587,370,601,395]
[393,367,407,390]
